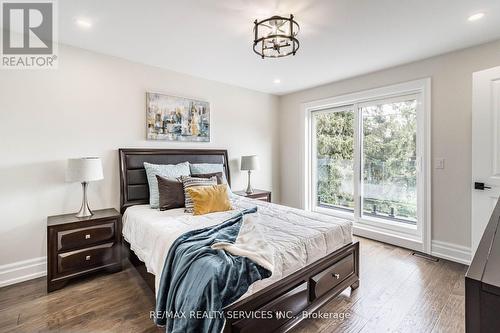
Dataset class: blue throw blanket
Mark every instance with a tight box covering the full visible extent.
[154,207,272,333]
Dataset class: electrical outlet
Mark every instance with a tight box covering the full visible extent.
[435,158,445,169]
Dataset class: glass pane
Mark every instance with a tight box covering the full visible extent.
[313,108,354,211]
[361,99,417,224]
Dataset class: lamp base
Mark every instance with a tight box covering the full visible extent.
[245,170,253,194]
[75,205,93,218]
[75,182,93,218]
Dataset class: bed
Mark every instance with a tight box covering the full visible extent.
[119,148,359,333]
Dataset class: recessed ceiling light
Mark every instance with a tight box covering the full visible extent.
[468,12,485,22]
[273,78,281,84]
[75,18,92,29]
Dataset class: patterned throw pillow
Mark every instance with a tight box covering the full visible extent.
[180,175,217,213]
[144,162,190,209]
[192,172,224,184]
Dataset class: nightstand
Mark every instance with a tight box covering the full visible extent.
[233,189,271,203]
[47,208,122,292]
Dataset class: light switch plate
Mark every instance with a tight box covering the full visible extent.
[435,158,445,169]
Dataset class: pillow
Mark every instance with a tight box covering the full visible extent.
[190,163,228,184]
[193,172,225,185]
[180,175,217,213]
[156,175,185,211]
[185,184,233,215]
[144,161,190,209]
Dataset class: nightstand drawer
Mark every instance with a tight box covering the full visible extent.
[233,190,271,203]
[57,222,115,251]
[57,243,116,274]
[251,195,270,202]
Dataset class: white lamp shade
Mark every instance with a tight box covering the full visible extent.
[66,157,104,182]
[241,155,260,171]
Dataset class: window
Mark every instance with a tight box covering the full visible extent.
[360,97,417,224]
[305,80,430,252]
[312,106,354,212]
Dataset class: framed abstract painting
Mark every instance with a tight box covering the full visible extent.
[146,92,210,142]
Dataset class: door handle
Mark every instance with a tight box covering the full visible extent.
[474,182,492,190]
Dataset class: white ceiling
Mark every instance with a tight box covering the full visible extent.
[59,0,500,95]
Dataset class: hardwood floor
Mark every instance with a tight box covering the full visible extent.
[0,237,467,333]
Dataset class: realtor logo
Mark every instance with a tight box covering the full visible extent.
[1,0,58,69]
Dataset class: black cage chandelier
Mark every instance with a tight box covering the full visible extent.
[253,14,300,59]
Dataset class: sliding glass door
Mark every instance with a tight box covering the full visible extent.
[308,81,429,250]
[360,96,418,225]
[311,106,355,212]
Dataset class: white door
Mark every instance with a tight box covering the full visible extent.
[472,66,500,256]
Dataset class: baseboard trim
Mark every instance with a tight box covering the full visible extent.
[431,240,471,265]
[353,225,424,253]
[0,257,47,288]
[354,224,471,266]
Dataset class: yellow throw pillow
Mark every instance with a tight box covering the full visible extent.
[185,184,233,215]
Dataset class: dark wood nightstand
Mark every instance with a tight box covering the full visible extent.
[47,208,122,292]
[233,189,271,203]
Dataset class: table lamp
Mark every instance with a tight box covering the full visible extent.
[66,157,104,217]
[241,155,260,194]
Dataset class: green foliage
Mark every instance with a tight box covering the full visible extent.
[315,101,417,221]
[315,112,354,159]
[315,111,354,209]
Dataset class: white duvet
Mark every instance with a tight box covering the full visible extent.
[122,195,352,300]
[211,213,275,273]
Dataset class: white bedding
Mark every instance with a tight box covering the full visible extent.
[122,194,352,300]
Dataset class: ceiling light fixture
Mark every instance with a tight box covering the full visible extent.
[273,78,281,84]
[468,12,485,22]
[253,14,299,59]
[76,18,92,29]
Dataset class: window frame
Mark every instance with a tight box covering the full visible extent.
[302,79,431,253]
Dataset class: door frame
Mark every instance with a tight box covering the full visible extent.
[301,78,432,253]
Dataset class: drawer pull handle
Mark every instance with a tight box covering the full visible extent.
[85,255,91,261]
[332,273,340,279]
[85,234,91,239]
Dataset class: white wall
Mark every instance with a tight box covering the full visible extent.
[279,39,500,259]
[0,45,279,285]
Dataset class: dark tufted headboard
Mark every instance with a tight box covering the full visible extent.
[119,148,231,213]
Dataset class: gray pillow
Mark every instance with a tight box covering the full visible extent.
[190,163,228,184]
[180,175,217,213]
[144,161,190,209]
[193,172,225,185]
[156,175,185,211]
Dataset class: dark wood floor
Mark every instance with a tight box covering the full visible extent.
[0,237,467,333]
